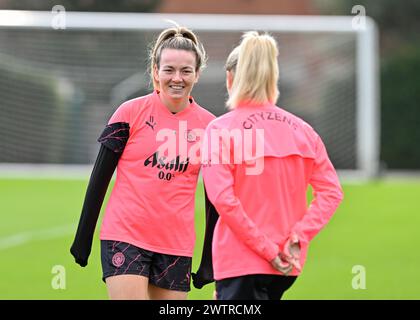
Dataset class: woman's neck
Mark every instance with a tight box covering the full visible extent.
[159,93,189,113]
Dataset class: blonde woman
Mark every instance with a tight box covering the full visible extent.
[197,32,343,300]
[71,26,216,300]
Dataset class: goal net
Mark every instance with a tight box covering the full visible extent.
[0,11,379,178]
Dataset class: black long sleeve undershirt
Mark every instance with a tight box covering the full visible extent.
[70,122,129,267]
[70,145,119,267]
[192,186,219,289]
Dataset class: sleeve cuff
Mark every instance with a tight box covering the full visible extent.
[263,241,280,262]
[290,229,308,245]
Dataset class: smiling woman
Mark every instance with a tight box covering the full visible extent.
[70,25,217,300]
[150,26,206,113]
[154,49,199,113]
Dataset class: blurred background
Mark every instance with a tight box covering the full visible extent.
[0,0,419,300]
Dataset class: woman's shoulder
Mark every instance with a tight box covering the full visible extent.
[274,105,321,143]
[190,100,217,128]
[274,106,315,130]
[194,104,217,121]
[119,93,154,110]
[118,93,156,116]
[205,110,238,129]
[109,93,155,124]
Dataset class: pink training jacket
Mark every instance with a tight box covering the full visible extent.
[201,102,343,279]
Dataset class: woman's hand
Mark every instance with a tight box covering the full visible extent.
[270,254,293,275]
[284,234,302,272]
[271,234,302,275]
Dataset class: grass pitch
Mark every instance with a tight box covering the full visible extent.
[0,178,419,299]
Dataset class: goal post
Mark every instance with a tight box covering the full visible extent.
[0,11,379,179]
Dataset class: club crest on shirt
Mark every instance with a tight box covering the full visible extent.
[184,129,197,142]
[112,252,125,267]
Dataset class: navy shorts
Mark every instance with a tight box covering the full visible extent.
[101,240,192,292]
[216,274,297,300]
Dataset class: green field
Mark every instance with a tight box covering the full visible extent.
[0,178,419,300]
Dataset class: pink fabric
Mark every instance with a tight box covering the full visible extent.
[202,103,343,279]
[100,91,215,257]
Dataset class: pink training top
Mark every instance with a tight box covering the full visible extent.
[100,91,215,257]
[201,102,343,279]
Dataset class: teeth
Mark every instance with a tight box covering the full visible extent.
[171,86,183,89]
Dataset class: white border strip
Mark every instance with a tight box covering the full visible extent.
[1,10,359,32]
[0,164,92,179]
[356,19,380,179]
[0,224,76,250]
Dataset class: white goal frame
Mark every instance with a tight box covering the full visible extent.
[0,11,379,180]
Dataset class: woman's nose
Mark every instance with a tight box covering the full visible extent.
[172,71,182,82]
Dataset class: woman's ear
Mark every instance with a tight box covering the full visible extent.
[153,64,159,83]
[194,70,200,84]
[153,65,161,90]
[226,70,234,90]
